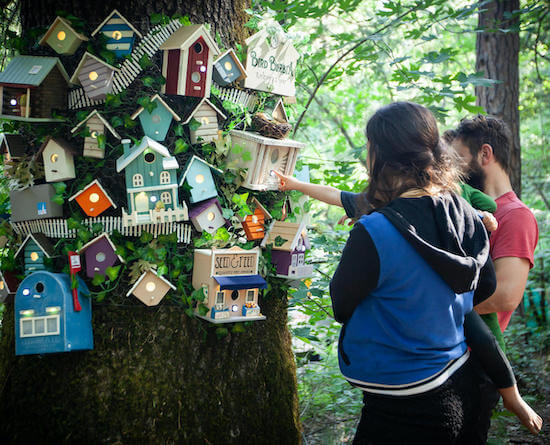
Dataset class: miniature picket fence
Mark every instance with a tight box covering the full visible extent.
[11,216,192,244]
[216,85,258,110]
[121,207,188,227]
[69,19,183,110]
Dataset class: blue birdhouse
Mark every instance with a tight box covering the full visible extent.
[130,94,181,141]
[91,9,142,58]
[178,155,222,204]
[14,233,55,276]
[15,271,93,356]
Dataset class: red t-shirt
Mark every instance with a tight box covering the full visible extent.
[490,191,538,331]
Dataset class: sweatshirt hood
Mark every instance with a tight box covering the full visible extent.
[378,193,489,294]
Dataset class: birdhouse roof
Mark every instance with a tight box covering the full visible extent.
[214,49,247,75]
[269,97,288,123]
[36,136,77,158]
[116,136,173,172]
[0,133,27,158]
[181,97,227,124]
[78,232,125,263]
[39,16,89,46]
[130,94,181,121]
[91,9,143,39]
[14,232,55,259]
[126,269,176,297]
[0,270,18,294]
[178,154,222,186]
[261,219,309,251]
[249,197,272,219]
[0,55,70,86]
[70,52,120,85]
[70,109,121,139]
[68,179,117,208]
[188,197,222,219]
[230,130,306,148]
[159,24,220,55]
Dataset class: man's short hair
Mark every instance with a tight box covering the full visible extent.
[454,115,512,172]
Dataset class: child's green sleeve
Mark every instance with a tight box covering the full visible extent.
[461,183,497,213]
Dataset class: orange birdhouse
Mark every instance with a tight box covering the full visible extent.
[68,179,117,217]
[241,198,272,241]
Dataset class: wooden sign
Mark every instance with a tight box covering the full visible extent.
[212,249,258,276]
[244,30,299,96]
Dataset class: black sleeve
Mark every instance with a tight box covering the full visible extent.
[464,310,516,388]
[473,255,496,306]
[330,223,380,324]
[340,191,360,219]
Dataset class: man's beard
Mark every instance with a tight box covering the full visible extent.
[465,159,486,191]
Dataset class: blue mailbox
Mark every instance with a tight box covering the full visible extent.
[15,271,93,356]
[178,155,222,204]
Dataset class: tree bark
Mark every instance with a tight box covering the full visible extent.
[0,2,301,443]
[475,0,521,195]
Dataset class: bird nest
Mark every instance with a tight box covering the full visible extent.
[251,112,292,139]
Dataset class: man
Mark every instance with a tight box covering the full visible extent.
[452,114,539,441]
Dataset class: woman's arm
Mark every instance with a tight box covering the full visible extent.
[273,170,343,207]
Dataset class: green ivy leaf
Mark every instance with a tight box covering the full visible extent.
[96,133,106,149]
[52,182,66,194]
[157,264,168,277]
[139,54,153,69]
[140,232,153,243]
[67,217,80,230]
[188,118,201,132]
[174,138,188,154]
[215,327,229,339]
[141,76,155,88]
[242,150,252,162]
[92,273,105,286]
[105,265,121,282]
[173,124,184,137]
[52,195,64,205]
[232,323,246,333]
[274,236,287,247]
[110,116,124,128]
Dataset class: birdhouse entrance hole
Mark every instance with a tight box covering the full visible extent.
[231,290,239,301]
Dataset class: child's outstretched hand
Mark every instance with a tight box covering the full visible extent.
[481,211,498,232]
[272,170,301,192]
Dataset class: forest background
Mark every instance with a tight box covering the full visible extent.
[0,0,548,444]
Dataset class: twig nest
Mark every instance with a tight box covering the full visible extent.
[251,112,292,139]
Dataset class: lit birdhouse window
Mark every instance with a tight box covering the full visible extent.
[89,192,100,203]
[195,174,204,184]
[150,196,157,203]
[50,153,59,163]
[89,71,98,81]
[145,281,156,292]
[246,290,255,302]
[112,30,122,40]
[57,30,66,40]
[160,192,171,204]
[0,281,4,291]
[224,61,233,71]
[30,252,39,262]
[159,171,170,184]
[132,174,143,187]
[201,117,209,125]
[252,215,258,224]
[144,151,155,164]
[207,212,215,221]
[96,252,106,263]
[90,131,98,139]
[199,66,206,73]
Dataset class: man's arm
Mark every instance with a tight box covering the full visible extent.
[474,256,530,314]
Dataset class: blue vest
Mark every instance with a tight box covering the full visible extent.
[338,212,472,386]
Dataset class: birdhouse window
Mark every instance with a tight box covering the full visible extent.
[191,72,201,83]
[224,61,233,71]
[19,314,60,337]
[195,174,205,184]
[28,65,42,75]
[231,290,239,301]
[144,151,156,164]
[91,131,98,139]
[216,291,224,305]
[291,254,297,267]
[271,149,279,164]
[50,153,59,163]
[0,281,4,291]
[30,252,39,262]
[160,192,171,205]
[96,252,106,263]
[160,171,171,184]
[89,71,98,81]
[57,31,66,40]
[152,114,161,123]
[246,290,255,302]
[201,117,209,125]
[207,211,215,221]
[145,281,156,292]
[112,30,122,40]
[132,174,143,187]
[193,42,203,54]
[252,215,258,224]
[89,193,100,203]
[298,253,305,265]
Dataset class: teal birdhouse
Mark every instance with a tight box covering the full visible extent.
[178,155,222,204]
[14,233,55,276]
[91,9,143,58]
[130,94,181,141]
[39,16,89,55]
[116,137,188,226]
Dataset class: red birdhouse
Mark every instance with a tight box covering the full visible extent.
[68,179,117,217]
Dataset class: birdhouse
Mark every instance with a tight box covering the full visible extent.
[267,98,288,123]
[227,130,305,191]
[91,9,143,58]
[0,56,70,121]
[241,198,272,241]
[182,98,226,144]
[1,133,27,168]
[14,233,56,276]
[192,246,267,323]
[0,270,19,303]
[39,16,89,55]
[68,179,117,217]
[130,94,181,141]
[70,52,120,100]
[159,24,220,98]
[70,109,121,158]
[212,49,247,86]
[178,155,222,204]
[15,271,93,356]
[126,269,176,306]
[9,184,63,222]
[116,138,188,226]
[261,219,313,280]
[37,137,76,182]
[78,233,124,278]
[189,198,225,234]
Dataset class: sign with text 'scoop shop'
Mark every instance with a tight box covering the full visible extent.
[244,30,299,97]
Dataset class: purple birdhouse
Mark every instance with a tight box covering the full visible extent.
[78,233,124,278]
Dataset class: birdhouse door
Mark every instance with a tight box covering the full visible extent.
[265,146,290,185]
[134,192,149,213]
[165,50,180,95]
[185,37,209,97]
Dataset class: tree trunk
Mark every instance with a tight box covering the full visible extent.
[0,2,301,443]
[475,0,521,195]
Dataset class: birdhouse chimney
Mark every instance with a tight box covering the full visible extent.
[121,138,131,154]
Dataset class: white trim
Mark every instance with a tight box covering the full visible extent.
[68,179,117,209]
[127,183,177,193]
[130,94,181,121]
[70,109,121,139]
[159,24,219,54]
[230,130,305,148]
[182,97,226,124]
[116,136,171,172]
[14,233,53,259]
[91,9,143,38]
[19,314,60,337]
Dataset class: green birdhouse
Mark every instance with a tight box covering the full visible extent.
[14,233,55,276]
[39,16,89,55]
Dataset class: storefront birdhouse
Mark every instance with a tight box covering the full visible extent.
[227,130,304,191]
[241,197,272,241]
[212,49,247,86]
[1,133,27,163]
[178,155,221,204]
[14,233,55,276]
[116,138,187,226]
[192,246,267,323]
[91,9,143,58]
[78,233,124,278]
[9,184,63,222]
[182,98,226,144]
[70,52,120,100]
[68,179,117,217]
[127,269,176,306]
[70,109,121,158]
[0,270,19,303]
[130,94,181,141]
[39,16,89,55]
[261,219,313,280]
[15,271,92,355]
[159,24,220,98]
[189,197,225,234]
[0,56,70,121]
[37,137,76,182]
